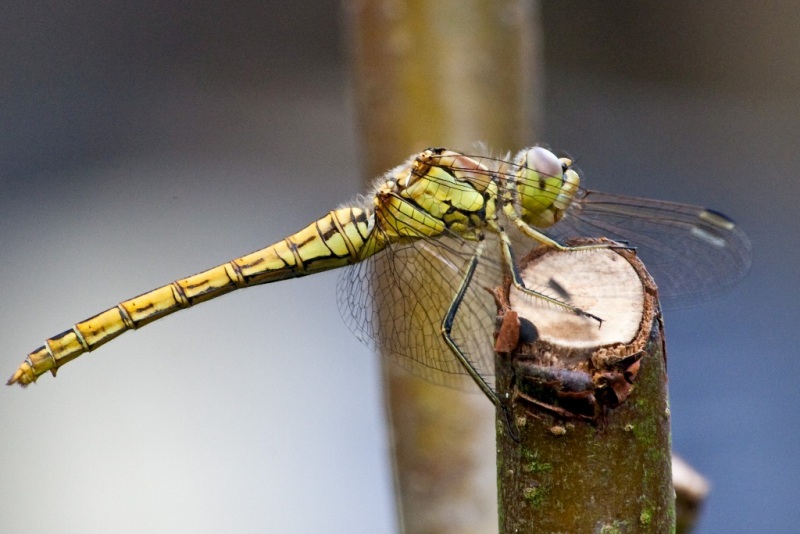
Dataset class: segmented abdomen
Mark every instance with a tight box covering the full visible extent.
[8,206,376,386]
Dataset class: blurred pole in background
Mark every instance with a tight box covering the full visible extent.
[345,1,539,532]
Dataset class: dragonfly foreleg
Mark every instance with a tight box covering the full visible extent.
[502,202,619,253]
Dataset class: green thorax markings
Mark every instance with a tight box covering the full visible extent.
[374,148,498,242]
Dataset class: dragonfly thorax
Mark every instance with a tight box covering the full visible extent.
[513,147,580,229]
[372,149,498,242]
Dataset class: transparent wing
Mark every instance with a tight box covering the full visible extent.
[547,190,752,304]
[336,148,752,391]
[337,228,504,391]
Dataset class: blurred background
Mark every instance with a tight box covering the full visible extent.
[1,1,798,532]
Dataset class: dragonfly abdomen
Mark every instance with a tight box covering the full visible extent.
[8,206,376,386]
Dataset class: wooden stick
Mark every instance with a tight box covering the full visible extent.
[495,239,675,532]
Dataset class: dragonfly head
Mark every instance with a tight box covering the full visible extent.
[514,147,580,229]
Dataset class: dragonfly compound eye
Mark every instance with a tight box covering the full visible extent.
[516,146,563,179]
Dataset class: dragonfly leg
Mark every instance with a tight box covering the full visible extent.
[502,204,624,253]
[497,225,603,323]
[439,238,522,442]
[438,238,521,440]
[440,239,502,408]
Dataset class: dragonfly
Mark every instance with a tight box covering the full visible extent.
[7,146,751,410]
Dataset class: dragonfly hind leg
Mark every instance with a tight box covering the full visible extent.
[440,239,502,408]
[439,238,520,441]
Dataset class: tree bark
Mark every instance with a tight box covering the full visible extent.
[494,239,675,533]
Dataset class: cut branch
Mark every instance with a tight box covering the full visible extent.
[495,239,675,532]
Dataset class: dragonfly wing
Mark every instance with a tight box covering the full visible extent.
[337,231,503,392]
[548,190,752,304]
